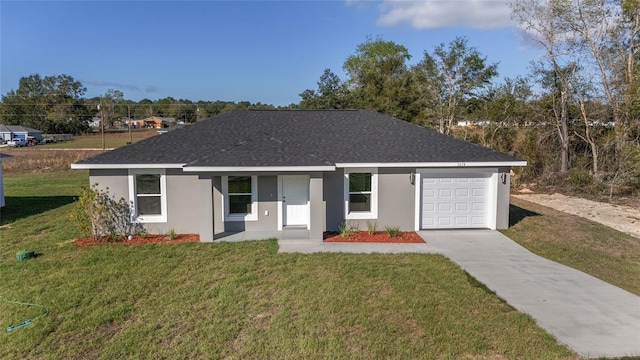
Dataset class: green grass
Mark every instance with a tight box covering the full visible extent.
[504,197,640,296]
[38,130,156,149]
[0,171,577,359]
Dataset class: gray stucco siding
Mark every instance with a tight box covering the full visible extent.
[160,169,203,235]
[89,169,129,199]
[377,168,416,231]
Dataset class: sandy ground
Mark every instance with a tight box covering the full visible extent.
[513,193,640,239]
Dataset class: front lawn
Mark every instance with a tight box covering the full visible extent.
[0,171,575,359]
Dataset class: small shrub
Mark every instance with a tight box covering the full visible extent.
[366,220,378,235]
[339,221,358,237]
[137,228,149,239]
[167,228,176,241]
[69,184,143,242]
[569,167,593,187]
[385,226,401,238]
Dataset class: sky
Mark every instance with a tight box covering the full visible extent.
[0,0,543,106]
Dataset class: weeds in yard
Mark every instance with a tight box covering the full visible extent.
[339,221,358,237]
[366,220,378,235]
[2,148,106,174]
[385,226,401,238]
[167,228,176,241]
[136,227,149,239]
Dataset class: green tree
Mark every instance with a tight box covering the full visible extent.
[299,68,351,109]
[343,37,415,118]
[100,89,124,128]
[0,74,90,134]
[413,37,498,134]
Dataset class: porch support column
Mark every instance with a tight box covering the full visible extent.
[309,173,324,241]
[198,176,214,242]
[496,167,511,230]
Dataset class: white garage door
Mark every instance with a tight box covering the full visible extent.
[421,173,491,229]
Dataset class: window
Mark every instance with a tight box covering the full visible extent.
[344,168,378,219]
[136,174,162,215]
[128,169,167,223]
[349,173,372,212]
[223,176,257,221]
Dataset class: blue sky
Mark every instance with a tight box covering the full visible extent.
[1,1,542,106]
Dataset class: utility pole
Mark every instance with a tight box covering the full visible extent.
[128,105,132,144]
[99,100,105,150]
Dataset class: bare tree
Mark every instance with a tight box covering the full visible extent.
[512,0,577,173]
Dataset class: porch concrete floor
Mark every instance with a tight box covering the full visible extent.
[214,229,311,242]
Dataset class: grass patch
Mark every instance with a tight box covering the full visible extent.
[37,129,157,149]
[0,172,576,359]
[504,197,640,296]
[1,149,104,174]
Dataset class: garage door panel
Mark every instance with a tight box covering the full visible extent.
[438,203,452,211]
[472,188,486,197]
[455,202,468,211]
[455,188,469,197]
[472,202,485,211]
[439,188,452,197]
[422,173,491,229]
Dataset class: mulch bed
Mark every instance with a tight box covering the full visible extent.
[323,231,424,243]
[74,234,200,246]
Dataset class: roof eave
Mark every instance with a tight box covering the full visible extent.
[70,163,186,170]
[335,161,527,168]
[182,165,336,172]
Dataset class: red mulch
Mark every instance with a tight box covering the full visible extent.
[74,234,200,246]
[323,231,424,243]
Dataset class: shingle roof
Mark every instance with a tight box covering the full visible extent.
[74,110,523,167]
[0,125,43,134]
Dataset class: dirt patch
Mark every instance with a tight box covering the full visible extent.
[323,231,424,243]
[74,234,199,246]
[512,193,640,239]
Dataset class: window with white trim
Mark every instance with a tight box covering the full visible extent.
[223,176,258,221]
[344,168,378,219]
[128,169,167,223]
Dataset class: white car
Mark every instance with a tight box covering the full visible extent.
[7,138,27,147]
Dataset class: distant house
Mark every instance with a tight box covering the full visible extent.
[456,120,490,127]
[0,125,43,144]
[123,119,145,128]
[0,153,13,208]
[144,117,175,129]
[89,117,101,128]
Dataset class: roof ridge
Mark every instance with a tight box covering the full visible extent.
[246,109,360,112]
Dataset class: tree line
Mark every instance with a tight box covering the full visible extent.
[0,75,279,134]
[1,0,639,195]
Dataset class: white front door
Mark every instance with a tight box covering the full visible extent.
[283,175,309,226]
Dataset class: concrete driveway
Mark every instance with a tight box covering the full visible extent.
[420,230,640,359]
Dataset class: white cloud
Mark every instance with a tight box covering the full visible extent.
[376,0,515,29]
